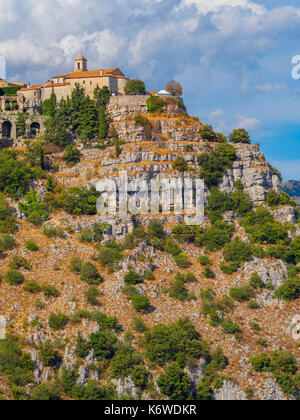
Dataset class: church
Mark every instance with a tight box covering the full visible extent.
[18,55,130,105]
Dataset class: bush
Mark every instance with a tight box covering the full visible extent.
[31,384,60,401]
[196,221,234,252]
[85,287,99,305]
[48,313,69,330]
[132,317,147,332]
[42,285,60,298]
[40,344,61,367]
[229,128,251,144]
[251,353,272,372]
[43,225,65,239]
[98,241,124,271]
[144,318,205,366]
[157,363,191,400]
[203,267,215,279]
[5,270,24,286]
[92,311,122,332]
[124,270,143,286]
[25,241,39,252]
[274,278,300,301]
[63,145,81,166]
[89,330,117,361]
[58,187,100,215]
[221,318,240,334]
[169,278,189,302]
[195,380,214,400]
[131,295,150,313]
[131,365,149,389]
[79,223,108,244]
[230,285,255,302]
[250,273,265,289]
[111,344,141,379]
[266,190,298,211]
[69,258,82,274]
[0,338,33,386]
[148,219,165,239]
[0,194,17,234]
[174,253,190,268]
[146,96,165,113]
[24,281,41,294]
[222,238,253,272]
[9,256,31,271]
[172,156,188,172]
[172,224,202,244]
[198,144,236,188]
[199,256,211,266]
[80,262,102,285]
[125,79,146,95]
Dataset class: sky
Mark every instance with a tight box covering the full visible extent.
[0,0,299,180]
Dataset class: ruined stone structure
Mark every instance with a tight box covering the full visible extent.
[0,114,46,140]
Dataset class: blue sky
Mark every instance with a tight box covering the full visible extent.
[0,0,299,180]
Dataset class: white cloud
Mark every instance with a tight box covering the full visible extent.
[236,114,262,130]
[176,0,265,15]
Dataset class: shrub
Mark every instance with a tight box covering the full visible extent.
[0,194,17,234]
[229,128,251,144]
[196,221,234,252]
[5,270,24,286]
[79,223,108,244]
[146,96,165,113]
[164,238,181,256]
[248,301,260,310]
[169,278,189,302]
[92,311,122,332]
[42,225,65,239]
[148,219,165,239]
[203,267,215,279]
[230,285,255,302]
[134,115,151,127]
[198,144,236,188]
[48,313,69,330]
[31,384,60,401]
[89,330,117,361]
[222,238,253,272]
[172,224,202,243]
[144,271,155,281]
[42,285,60,298]
[172,156,188,172]
[80,262,102,285]
[58,186,100,215]
[63,145,81,166]
[266,190,298,211]
[250,273,265,289]
[174,253,190,268]
[131,295,150,313]
[131,365,149,389]
[85,287,99,305]
[144,318,205,366]
[24,281,41,294]
[124,270,143,286]
[39,344,61,367]
[157,363,191,400]
[25,241,39,252]
[132,317,147,332]
[195,380,214,400]
[69,258,82,274]
[274,278,300,301]
[75,332,90,358]
[221,318,240,334]
[98,241,124,271]
[9,256,31,271]
[0,338,33,386]
[198,256,210,266]
[111,344,141,379]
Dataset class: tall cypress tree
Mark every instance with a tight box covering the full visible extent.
[16,113,27,138]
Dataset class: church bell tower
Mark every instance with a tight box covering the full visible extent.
[74,55,88,72]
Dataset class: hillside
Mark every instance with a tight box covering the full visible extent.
[0,92,299,401]
[281,180,300,206]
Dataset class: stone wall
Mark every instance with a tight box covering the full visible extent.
[0,114,46,140]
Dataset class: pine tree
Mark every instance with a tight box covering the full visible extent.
[16,113,27,138]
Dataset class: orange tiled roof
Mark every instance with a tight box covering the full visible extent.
[52,74,70,79]
[19,84,41,92]
[43,82,70,88]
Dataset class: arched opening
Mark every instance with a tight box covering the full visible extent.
[30,122,40,138]
[2,121,12,138]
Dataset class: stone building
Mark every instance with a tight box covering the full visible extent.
[18,55,130,106]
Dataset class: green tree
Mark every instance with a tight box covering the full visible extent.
[16,113,27,138]
[229,128,251,144]
[125,79,146,95]
[157,363,191,400]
